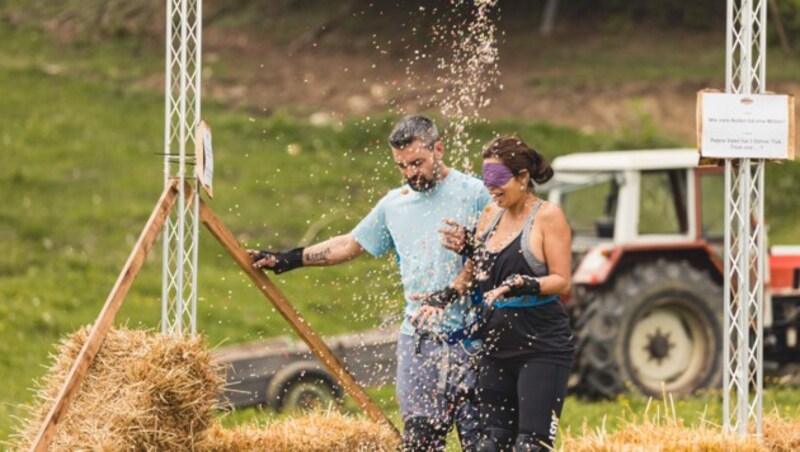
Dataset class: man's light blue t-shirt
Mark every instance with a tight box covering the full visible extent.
[352,169,491,337]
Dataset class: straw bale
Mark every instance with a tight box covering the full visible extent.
[559,397,800,452]
[762,413,800,451]
[560,421,763,451]
[11,327,398,451]
[200,411,401,452]
[13,326,224,451]
[13,325,800,451]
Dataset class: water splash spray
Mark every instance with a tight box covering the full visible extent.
[430,0,501,173]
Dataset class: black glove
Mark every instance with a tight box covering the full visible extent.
[254,247,304,274]
[501,274,541,297]
[456,227,477,258]
[421,286,460,309]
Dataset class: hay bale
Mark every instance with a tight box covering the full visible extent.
[200,411,400,452]
[559,396,800,452]
[12,327,399,451]
[763,414,800,451]
[13,326,224,451]
[560,420,764,451]
[14,325,800,452]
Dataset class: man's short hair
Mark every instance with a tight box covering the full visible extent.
[388,115,440,150]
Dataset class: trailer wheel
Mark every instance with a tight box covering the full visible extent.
[574,259,723,398]
[267,361,343,412]
[281,379,339,412]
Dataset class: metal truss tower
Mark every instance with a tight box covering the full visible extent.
[162,0,202,336]
[723,0,766,437]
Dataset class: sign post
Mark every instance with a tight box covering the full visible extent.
[696,0,796,438]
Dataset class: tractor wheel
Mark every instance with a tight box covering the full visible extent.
[573,259,723,398]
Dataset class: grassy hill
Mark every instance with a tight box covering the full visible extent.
[2,19,800,444]
[0,22,610,438]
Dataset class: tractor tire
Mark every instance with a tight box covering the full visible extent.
[573,259,723,398]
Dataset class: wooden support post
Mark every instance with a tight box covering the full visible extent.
[540,0,559,36]
[199,199,400,440]
[31,181,179,452]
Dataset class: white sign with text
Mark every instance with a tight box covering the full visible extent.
[195,120,214,198]
[699,92,793,159]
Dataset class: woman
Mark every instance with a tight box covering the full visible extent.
[412,136,575,451]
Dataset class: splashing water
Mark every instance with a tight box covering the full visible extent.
[369,1,501,174]
[430,0,501,172]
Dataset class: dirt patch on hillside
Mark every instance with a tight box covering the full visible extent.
[183,26,800,145]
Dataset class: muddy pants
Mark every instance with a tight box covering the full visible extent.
[396,333,481,451]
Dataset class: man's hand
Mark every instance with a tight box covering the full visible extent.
[410,305,445,330]
[410,286,459,329]
[439,219,475,257]
[247,248,304,274]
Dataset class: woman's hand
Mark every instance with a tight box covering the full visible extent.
[483,285,510,307]
[501,274,541,297]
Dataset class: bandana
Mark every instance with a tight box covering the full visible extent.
[482,162,515,188]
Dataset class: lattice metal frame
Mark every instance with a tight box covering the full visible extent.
[162,0,202,337]
[723,0,766,436]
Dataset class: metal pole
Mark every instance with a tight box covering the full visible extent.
[191,0,203,337]
[737,159,750,436]
[723,159,732,429]
[756,160,766,436]
[162,0,173,335]
[163,0,202,337]
[176,0,189,335]
[723,0,766,437]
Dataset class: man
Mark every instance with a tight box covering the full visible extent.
[250,115,491,450]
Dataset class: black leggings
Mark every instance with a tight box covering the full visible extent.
[477,356,570,449]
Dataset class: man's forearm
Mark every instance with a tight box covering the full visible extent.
[302,234,364,266]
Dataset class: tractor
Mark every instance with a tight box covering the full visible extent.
[548,148,800,398]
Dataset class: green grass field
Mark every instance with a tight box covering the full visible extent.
[2,21,800,445]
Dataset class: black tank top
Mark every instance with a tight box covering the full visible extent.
[476,204,576,365]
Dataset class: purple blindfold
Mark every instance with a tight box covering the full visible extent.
[482,162,515,188]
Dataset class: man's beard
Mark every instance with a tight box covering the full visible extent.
[407,164,440,192]
[407,175,437,192]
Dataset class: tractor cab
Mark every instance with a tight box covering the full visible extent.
[547,149,721,246]
[546,149,725,284]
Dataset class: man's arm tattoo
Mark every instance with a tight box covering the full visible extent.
[306,248,331,264]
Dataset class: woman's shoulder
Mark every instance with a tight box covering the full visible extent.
[476,202,502,234]
[536,200,561,216]
[534,200,569,229]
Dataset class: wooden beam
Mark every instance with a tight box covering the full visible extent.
[31,181,179,451]
[199,199,400,440]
